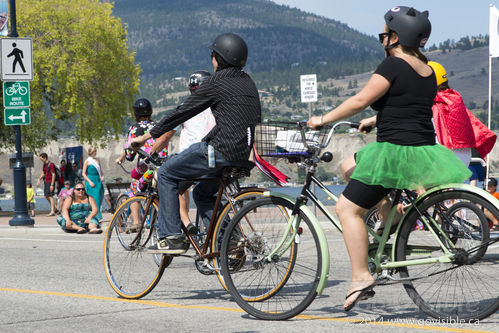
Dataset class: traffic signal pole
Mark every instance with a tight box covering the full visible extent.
[8,0,33,226]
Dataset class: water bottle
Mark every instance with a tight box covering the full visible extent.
[208,145,215,168]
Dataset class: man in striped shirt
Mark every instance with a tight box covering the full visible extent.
[132,33,261,253]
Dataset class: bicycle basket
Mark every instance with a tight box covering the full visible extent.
[254,121,330,158]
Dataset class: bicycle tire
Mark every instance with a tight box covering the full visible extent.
[396,190,499,321]
[103,196,172,299]
[113,193,129,212]
[220,196,323,320]
[211,189,266,289]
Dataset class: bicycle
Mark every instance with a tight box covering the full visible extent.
[103,148,266,299]
[220,120,499,321]
[105,163,133,212]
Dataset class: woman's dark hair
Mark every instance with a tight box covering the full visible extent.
[71,181,87,200]
[437,81,450,91]
[400,45,428,63]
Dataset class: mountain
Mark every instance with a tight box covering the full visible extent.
[110,1,498,130]
[111,0,383,93]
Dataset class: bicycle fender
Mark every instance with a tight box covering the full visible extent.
[392,183,499,259]
[264,191,330,295]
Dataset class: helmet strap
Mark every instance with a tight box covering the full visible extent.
[384,35,399,55]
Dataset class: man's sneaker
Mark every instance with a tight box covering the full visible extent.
[148,236,190,254]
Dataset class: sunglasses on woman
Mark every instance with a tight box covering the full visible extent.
[74,188,85,191]
[378,32,390,43]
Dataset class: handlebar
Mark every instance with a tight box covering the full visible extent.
[129,142,163,167]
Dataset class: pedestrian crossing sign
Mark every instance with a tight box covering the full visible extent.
[1,37,33,81]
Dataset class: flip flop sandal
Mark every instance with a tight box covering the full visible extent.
[344,283,376,312]
[76,229,87,234]
[89,228,103,234]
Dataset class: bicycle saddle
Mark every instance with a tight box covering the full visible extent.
[222,167,251,179]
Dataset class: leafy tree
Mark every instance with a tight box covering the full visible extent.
[0,0,140,151]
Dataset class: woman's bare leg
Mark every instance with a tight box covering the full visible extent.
[341,154,356,182]
[336,194,375,309]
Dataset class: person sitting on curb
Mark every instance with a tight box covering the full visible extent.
[57,180,73,214]
[56,182,102,234]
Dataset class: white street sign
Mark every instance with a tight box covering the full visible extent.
[300,74,317,103]
[1,37,33,81]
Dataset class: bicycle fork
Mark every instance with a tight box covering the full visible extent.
[263,191,331,295]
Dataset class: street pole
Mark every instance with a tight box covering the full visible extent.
[8,0,33,226]
[308,102,317,216]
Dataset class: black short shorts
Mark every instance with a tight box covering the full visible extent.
[342,179,391,210]
[44,182,55,197]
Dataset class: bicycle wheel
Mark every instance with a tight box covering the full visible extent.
[113,193,129,212]
[443,201,489,264]
[220,196,323,320]
[364,205,382,244]
[396,190,499,321]
[103,196,172,299]
[211,189,265,288]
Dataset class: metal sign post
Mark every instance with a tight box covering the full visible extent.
[7,0,33,226]
[300,74,318,215]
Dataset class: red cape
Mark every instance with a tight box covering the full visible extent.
[432,89,496,158]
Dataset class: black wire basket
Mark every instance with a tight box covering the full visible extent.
[254,121,331,158]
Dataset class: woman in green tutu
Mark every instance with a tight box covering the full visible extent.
[307,6,470,311]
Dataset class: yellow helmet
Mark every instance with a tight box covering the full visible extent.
[428,61,448,86]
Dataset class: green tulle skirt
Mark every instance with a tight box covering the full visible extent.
[351,141,472,190]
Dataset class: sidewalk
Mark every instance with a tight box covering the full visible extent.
[0,212,113,227]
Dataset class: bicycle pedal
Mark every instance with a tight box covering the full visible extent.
[374,277,389,285]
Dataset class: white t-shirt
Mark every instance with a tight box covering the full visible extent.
[178,107,216,152]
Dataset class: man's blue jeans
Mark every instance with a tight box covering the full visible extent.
[156,142,232,239]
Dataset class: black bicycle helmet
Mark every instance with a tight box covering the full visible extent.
[189,70,211,92]
[133,98,153,117]
[208,33,248,68]
[384,6,431,48]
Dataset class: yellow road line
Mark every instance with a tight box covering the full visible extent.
[0,287,495,333]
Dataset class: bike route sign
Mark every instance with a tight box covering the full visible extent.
[4,107,30,126]
[3,81,30,107]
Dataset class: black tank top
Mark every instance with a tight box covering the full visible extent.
[371,56,437,146]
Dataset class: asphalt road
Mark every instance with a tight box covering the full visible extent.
[0,220,498,333]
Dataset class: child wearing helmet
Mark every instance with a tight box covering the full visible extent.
[308,6,471,311]
[115,98,174,232]
[116,98,171,197]
[428,61,496,182]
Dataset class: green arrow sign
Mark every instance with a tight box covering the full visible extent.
[3,81,30,107]
[4,108,31,125]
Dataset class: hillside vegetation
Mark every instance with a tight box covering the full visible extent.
[111,0,383,108]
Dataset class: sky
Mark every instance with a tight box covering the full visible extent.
[271,0,493,46]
